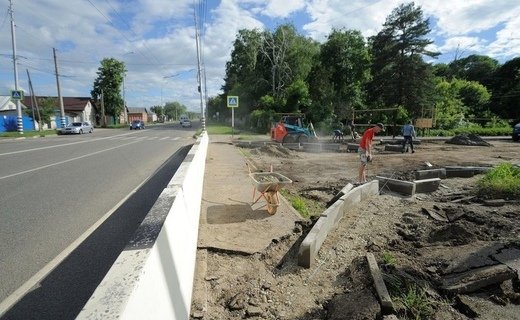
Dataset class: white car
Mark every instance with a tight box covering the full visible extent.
[58,122,94,134]
[181,119,192,128]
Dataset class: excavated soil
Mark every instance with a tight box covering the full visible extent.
[191,138,520,320]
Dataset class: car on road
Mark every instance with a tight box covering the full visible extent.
[513,122,520,141]
[181,119,192,128]
[58,122,93,135]
[179,115,189,124]
[130,120,145,130]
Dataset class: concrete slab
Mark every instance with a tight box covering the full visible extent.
[384,145,405,152]
[445,166,475,178]
[376,176,416,196]
[413,178,441,193]
[198,136,302,255]
[346,143,359,152]
[366,253,394,313]
[415,168,446,180]
[298,182,379,268]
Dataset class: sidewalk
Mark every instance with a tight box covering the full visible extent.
[197,134,302,255]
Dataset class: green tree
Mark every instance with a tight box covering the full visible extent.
[434,79,466,129]
[368,2,439,117]
[222,24,319,117]
[24,97,56,128]
[489,57,520,122]
[448,54,499,88]
[455,79,491,121]
[311,29,371,121]
[207,95,227,122]
[163,101,187,121]
[223,29,265,116]
[150,105,165,122]
[91,58,126,125]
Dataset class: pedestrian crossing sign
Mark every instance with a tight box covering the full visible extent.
[227,96,239,108]
[11,90,24,100]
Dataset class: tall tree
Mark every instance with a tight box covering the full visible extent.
[222,29,265,116]
[163,101,187,121]
[310,29,371,121]
[489,57,520,122]
[448,54,499,88]
[91,58,126,124]
[368,2,439,117]
[150,105,165,122]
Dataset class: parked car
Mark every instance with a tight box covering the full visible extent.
[130,120,145,130]
[179,115,188,124]
[513,123,520,141]
[57,122,93,135]
[181,119,192,128]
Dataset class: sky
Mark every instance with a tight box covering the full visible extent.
[1,0,519,113]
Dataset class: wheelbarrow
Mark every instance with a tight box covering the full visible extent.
[249,171,292,214]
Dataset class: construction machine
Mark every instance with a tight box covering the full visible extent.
[270,113,318,143]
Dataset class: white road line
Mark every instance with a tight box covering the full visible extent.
[0,133,138,157]
[0,140,139,180]
[0,167,151,317]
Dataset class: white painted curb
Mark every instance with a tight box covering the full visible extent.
[77,132,208,320]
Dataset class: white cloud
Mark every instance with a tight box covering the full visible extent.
[2,0,520,112]
[262,0,306,18]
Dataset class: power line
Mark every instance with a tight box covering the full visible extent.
[85,0,160,65]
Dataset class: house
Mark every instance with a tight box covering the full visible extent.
[22,96,97,128]
[147,109,157,123]
[127,107,148,123]
[0,95,34,132]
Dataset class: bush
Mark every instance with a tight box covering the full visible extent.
[424,126,511,137]
[477,163,520,199]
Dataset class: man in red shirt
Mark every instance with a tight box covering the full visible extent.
[358,123,385,183]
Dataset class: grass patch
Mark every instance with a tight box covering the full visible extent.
[383,272,434,319]
[280,189,312,218]
[382,252,397,266]
[476,162,520,199]
[205,124,266,139]
[396,285,433,320]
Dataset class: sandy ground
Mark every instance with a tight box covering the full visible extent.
[190,137,520,320]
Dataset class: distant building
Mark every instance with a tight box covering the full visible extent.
[127,107,148,123]
[0,95,33,132]
[22,96,98,129]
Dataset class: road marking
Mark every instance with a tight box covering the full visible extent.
[0,133,138,156]
[0,140,139,180]
[0,166,152,317]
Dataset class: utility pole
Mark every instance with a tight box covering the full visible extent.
[194,10,206,131]
[123,74,127,124]
[26,69,42,131]
[9,0,23,134]
[100,90,106,127]
[53,48,66,128]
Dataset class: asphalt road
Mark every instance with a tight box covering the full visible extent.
[0,122,197,319]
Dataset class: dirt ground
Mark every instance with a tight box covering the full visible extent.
[191,137,520,320]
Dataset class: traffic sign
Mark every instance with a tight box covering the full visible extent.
[11,90,24,100]
[227,96,239,108]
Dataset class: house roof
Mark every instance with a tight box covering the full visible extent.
[0,95,27,111]
[22,96,95,112]
[127,107,148,114]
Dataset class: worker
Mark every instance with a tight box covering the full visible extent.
[401,120,417,153]
[358,123,385,184]
[347,119,358,140]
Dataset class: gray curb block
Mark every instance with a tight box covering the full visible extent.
[366,253,395,314]
[298,181,379,268]
[377,176,416,196]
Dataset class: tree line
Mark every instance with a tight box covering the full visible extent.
[208,2,520,134]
